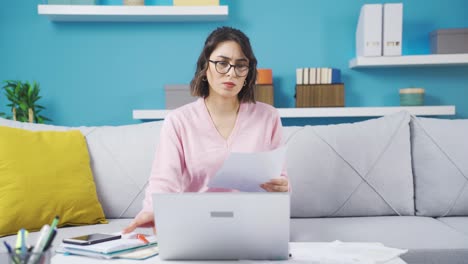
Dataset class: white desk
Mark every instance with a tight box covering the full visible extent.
[52,242,407,264]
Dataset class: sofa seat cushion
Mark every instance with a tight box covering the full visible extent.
[291,216,468,264]
[438,217,468,236]
[286,111,414,217]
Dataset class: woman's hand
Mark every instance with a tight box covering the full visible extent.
[122,211,156,234]
[260,177,289,192]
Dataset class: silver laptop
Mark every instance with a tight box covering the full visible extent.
[153,193,290,260]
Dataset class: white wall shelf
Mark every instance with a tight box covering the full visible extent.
[133,105,455,120]
[349,54,468,68]
[37,5,228,22]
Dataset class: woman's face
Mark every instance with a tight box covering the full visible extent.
[206,40,249,100]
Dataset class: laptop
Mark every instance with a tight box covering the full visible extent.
[152,193,290,260]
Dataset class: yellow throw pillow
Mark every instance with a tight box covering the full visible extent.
[0,126,108,237]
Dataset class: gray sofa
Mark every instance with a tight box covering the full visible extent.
[1,111,468,264]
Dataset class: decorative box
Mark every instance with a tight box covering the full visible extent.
[430,28,468,54]
[164,84,197,109]
[257,69,273,85]
[296,84,345,107]
[123,0,144,5]
[400,88,424,106]
[254,85,274,106]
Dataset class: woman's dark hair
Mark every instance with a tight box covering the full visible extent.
[190,27,258,103]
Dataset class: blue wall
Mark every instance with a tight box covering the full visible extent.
[1,0,467,126]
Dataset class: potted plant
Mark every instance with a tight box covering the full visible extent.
[2,80,51,123]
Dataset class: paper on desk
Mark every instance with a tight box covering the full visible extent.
[289,241,408,264]
[208,146,287,192]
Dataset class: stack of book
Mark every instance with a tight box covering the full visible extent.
[295,68,344,108]
[296,68,341,85]
[356,3,403,57]
[56,234,158,260]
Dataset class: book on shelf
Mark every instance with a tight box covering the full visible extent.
[383,3,403,56]
[296,68,341,85]
[320,68,328,84]
[304,68,310,85]
[331,69,341,84]
[309,68,317,85]
[296,68,303,85]
[356,4,383,57]
[173,0,219,6]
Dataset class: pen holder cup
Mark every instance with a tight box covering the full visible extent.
[7,248,52,264]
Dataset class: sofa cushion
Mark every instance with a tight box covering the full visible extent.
[291,216,468,264]
[438,217,468,237]
[0,118,162,218]
[0,126,107,237]
[410,117,468,217]
[286,111,414,217]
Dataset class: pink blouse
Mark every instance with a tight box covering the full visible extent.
[140,98,287,214]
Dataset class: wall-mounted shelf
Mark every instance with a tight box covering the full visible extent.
[349,54,468,68]
[37,4,228,22]
[133,105,455,120]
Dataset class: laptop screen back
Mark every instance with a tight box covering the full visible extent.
[153,193,290,260]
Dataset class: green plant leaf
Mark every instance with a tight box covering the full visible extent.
[27,84,33,99]
[19,102,28,111]
[39,115,51,122]
[2,80,50,123]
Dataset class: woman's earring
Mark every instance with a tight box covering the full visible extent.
[243,80,247,86]
[202,76,207,82]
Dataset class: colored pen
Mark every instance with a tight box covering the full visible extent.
[43,229,57,251]
[50,216,60,230]
[137,234,150,244]
[3,241,13,253]
[26,218,57,264]
[20,229,27,258]
[27,225,49,264]
[3,241,19,264]
[27,216,59,264]
[45,216,59,247]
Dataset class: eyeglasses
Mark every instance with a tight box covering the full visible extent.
[208,60,249,77]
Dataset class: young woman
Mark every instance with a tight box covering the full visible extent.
[123,26,288,233]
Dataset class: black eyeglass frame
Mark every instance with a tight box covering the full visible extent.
[208,60,250,77]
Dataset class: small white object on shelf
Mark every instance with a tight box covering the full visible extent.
[133,106,455,120]
[355,4,383,57]
[37,4,228,22]
[382,3,403,56]
[349,54,468,68]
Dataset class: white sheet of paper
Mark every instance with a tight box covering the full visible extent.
[208,146,287,192]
